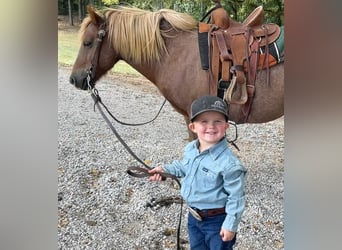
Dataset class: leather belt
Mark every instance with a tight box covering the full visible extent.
[189,207,226,221]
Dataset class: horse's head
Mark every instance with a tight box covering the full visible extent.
[69,6,120,90]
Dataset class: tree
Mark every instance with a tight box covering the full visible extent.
[68,0,74,25]
[59,0,283,26]
[78,0,84,21]
[102,0,119,6]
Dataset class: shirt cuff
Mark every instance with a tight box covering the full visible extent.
[222,214,240,232]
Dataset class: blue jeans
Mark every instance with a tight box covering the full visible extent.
[188,212,236,250]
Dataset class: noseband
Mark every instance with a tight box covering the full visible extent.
[86,22,106,90]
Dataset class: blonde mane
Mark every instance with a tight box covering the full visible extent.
[80,7,197,64]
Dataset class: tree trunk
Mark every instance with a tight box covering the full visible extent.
[78,0,84,21]
[158,0,163,9]
[68,0,73,26]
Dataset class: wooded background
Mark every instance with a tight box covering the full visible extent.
[58,0,284,26]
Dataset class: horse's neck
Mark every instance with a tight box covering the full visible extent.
[124,31,207,89]
[127,62,158,84]
[122,31,213,116]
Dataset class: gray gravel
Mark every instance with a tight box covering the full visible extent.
[58,66,284,250]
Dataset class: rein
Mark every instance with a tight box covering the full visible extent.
[86,20,167,126]
[85,23,183,249]
[89,87,183,250]
[89,87,181,187]
[92,92,166,127]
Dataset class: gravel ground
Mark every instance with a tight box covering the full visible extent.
[58,66,284,250]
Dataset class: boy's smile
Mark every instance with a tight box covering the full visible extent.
[189,111,229,151]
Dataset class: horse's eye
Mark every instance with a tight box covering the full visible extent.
[83,41,92,47]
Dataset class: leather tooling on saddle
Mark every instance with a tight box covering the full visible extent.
[198,4,283,121]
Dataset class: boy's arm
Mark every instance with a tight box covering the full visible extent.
[148,158,188,181]
[162,158,188,177]
[222,164,247,232]
[149,142,192,180]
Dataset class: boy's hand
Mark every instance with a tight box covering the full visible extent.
[220,228,236,241]
[148,167,164,181]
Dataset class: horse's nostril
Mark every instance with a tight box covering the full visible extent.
[69,76,76,85]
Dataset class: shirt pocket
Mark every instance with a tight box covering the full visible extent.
[197,166,220,189]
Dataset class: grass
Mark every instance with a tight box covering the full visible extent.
[58,31,80,66]
[58,27,140,76]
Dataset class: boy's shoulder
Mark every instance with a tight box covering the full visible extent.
[184,140,198,151]
[221,149,246,171]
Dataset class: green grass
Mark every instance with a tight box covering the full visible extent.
[58,29,140,76]
[58,31,80,66]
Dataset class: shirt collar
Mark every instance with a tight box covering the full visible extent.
[193,137,228,160]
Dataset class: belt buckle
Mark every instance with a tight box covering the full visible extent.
[188,207,202,221]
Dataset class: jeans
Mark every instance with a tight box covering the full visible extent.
[188,212,236,250]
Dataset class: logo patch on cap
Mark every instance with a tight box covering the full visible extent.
[190,95,229,121]
[211,101,225,110]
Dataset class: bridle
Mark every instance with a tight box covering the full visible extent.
[86,22,107,90]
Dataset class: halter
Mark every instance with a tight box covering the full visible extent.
[86,22,107,90]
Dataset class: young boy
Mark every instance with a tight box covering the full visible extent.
[148,95,247,250]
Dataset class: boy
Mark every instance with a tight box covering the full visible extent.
[149,95,246,250]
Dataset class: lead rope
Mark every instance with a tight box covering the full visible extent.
[87,83,183,250]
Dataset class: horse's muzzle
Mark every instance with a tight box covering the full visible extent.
[69,71,91,90]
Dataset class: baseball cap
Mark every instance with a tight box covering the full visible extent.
[190,95,228,121]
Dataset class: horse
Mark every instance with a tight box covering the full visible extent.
[69,6,284,139]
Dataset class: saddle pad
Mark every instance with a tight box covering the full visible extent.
[275,26,284,53]
[259,42,281,64]
[259,26,284,63]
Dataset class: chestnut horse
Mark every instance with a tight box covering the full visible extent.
[70,6,284,138]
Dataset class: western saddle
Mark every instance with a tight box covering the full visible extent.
[199,2,281,121]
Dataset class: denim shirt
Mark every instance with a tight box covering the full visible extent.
[163,138,247,232]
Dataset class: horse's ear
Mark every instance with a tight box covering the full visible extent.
[87,5,104,25]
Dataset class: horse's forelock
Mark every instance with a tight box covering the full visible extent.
[79,9,106,41]
[79,17,93,41]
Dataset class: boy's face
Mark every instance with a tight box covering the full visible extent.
[189,111,229,146]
